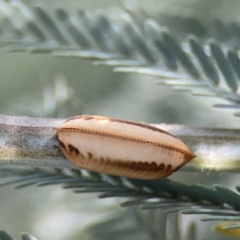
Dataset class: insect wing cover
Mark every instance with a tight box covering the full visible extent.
[57,115,195,179]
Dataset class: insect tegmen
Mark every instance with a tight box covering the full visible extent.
[57,115,195,179]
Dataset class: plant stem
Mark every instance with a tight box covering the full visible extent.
[0,115,74,168]
[0,115,239,172]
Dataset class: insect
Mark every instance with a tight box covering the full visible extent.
[57,115,195,179]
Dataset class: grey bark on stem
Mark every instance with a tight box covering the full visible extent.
[0,115,239,173]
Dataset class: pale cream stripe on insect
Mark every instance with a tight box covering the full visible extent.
[59,127,193,158]
[57,115,196,179]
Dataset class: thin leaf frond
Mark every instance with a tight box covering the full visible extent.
[1,2,240,116]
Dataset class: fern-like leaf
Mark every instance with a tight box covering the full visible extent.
[1,166,240,226]
[0,231,37,240]
[1,1,240,116]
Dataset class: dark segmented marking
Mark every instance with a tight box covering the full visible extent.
[120,161,167,173]
[165,164,172,175]
[68,144,80,155]
[88,152,93,159]
[59,140,66,150]
[150,162,158,172]
[158,163,165,171]
[68,144,74,152]
[113,160,167,175]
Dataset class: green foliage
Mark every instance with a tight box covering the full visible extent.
[0,231,37,240]
[1,167,240,221]
[1,1,240,116]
